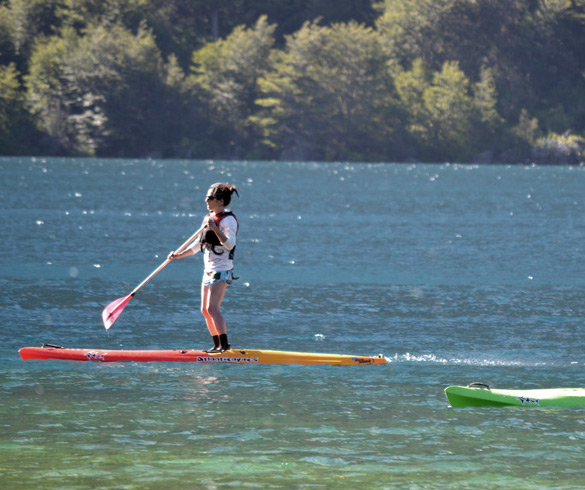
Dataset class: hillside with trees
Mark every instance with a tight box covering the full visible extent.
[1,0,584,163]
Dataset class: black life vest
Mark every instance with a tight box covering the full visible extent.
[200,211,238,259]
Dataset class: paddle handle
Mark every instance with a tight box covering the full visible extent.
[130,224,206,296]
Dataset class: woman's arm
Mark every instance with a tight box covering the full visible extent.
[212,216,237,250]
[168,248,195,261]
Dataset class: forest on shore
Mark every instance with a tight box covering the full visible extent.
[1,0,584,164]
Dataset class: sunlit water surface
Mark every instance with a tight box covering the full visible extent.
[1,158,584,489]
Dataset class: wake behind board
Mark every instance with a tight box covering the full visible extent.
[445,383,585,408]
[19,345,387,366]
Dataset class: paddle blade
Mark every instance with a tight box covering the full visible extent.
[102,294,132,330]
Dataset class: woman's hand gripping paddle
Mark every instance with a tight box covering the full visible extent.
[102,224,206,329]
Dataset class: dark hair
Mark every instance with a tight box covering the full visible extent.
[208,183,239,206]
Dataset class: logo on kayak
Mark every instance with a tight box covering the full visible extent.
[197,356,259,364]
[517,396,540,406]
[85,351,106,361]
[353,357,374,364]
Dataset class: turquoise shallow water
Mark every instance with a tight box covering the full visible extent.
[1,158,585,489]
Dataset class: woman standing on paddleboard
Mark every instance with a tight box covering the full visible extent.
[168,183,239,353]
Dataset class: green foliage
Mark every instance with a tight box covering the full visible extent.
[422,61,474,160]
[377,0,446,66]
[56,0,212,68]
[394,59,430,152]
[8,0,62,60]
[378,0,585,162]
[255,20,397,160]
[0,0,584,162]
[0,62,36,153]
[513,109,541,146]
[532,131,585,165]
[473,66,503,130]
[0,4,17,66]
[25,22,186,156]
[188,15,276,158]
[25,34,69,152]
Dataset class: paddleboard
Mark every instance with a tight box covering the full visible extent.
[19,345,387,366]
[445,383,585,408]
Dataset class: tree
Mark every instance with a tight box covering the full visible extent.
[470,65,504,159]
[188,15,277,158]
[8,0,62,62]
[377,0,451,68]
[394,58,429,155]
[25,23,180,156]
[0,0,582,161]
[394,59,476,161]
[254,20,398,161]
[0,4,17,67]
[57,0,214,68]
[422,61,474,160]
[473,66,502,129]
[0,62,37,153]
[25,34,70,153]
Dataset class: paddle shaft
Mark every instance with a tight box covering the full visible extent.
[129,224,205,296]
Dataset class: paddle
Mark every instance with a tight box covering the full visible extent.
[102,224,206,329]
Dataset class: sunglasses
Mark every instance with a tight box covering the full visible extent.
[206,195,220,201]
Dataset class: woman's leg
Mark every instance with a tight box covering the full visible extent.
[201,281,228,336]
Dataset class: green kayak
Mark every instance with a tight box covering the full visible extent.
[445,383,585,408]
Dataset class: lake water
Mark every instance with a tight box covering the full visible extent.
[1,157,584,489]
